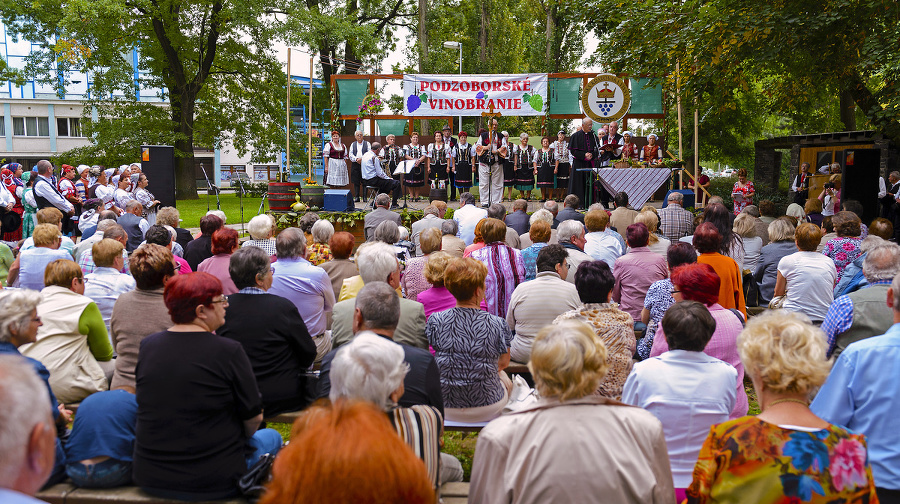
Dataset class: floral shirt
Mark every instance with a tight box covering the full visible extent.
[521,242,548,281]
[822,237,862,283]
[553,302,635,400]
[307,243,333,266]
[731,181,754,215]
[637,279,674,360]
[687,416,879,503]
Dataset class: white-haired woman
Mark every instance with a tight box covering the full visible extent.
[686,310,879,503]
[308,219,334,266]
[518,208,559,248]
[241,214,276,256]
[753,218,797,305]
[733,212,762,271]
[471,320,675,502]
[374,220,410,267]
[330,331,461,490]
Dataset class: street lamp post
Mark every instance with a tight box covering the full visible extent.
[443,41,462,133]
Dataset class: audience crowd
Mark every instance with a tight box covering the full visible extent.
[2,171,899,504]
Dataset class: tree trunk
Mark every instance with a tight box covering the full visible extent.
[479,0,488,65]
[847,72,900,145]
[545,7,555,66]
[839,89,856,131]
[172,93,198,199]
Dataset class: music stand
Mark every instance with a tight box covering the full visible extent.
[233,174,247,235]
[394,161,416,209]
[199,163,220,211]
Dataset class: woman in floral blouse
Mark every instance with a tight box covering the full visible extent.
[553,260,635,400]
[307,220,334,266]
[821,211,863,284]
[686,310,879,503]
[731,168,755,215]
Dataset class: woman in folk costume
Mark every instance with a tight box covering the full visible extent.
[513,133,536,199]
[20,172,37,239]
[620,131,640,162]
[535,136,557,202]
[1,163,25,241]
[427,130,452,187]
[383,134,406,185]
[550,131,570,201]
[453,131,474,190]
[322,131,349,188]
[640,133,664,166]
[57,164,81,236]
[404,132,427,201]
[501,131,516,200]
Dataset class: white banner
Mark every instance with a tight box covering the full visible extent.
[403,74,548,117]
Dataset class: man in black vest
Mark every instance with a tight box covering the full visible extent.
[793,162,813,206]
[117,200,149,253]
[568,118,600,209]
[879,171,900,219]
[349,131,370,203]
[32,160,74,217]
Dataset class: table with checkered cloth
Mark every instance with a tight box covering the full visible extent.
[595,168,673,209]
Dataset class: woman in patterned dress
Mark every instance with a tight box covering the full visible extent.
[453,131,473,190]
[323,131,349,188]
[426,256,513,423]
[620,131,639,163]
[404,132,427,200]
[686,310,879,504]
[535,136,557,202]
[550,131,570,201]
[1,164,24,241]
[57,164,81,236]
[640,133,663,166]
[731,168,755,215]
[553,260,635,401]
[427,131,451,189]
[514,133,535,200]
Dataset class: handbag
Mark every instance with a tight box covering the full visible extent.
[239,452,276,502]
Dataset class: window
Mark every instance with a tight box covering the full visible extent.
[57,117,82,137]
[12,116,49,137]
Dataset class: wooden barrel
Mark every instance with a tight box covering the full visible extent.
[301,186,326,209]
[268,182,302,212]
[429,187,448,202]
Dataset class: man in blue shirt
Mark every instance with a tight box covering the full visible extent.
[64,388,138,488]
[811,273,900,502]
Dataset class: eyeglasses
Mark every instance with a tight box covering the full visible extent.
[671,289,681,294]
[211,296,229,307]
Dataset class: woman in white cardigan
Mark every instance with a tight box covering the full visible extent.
[21,258,113,403]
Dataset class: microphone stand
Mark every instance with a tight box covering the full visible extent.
[235,176,246,236]
[200,163,220,211]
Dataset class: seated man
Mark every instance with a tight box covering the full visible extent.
[83,239,136,336]
[317,281,442,413]
[331,242,427,350]
[558,220,593,283]
[507,244,581,363]
[0,355,58,502]
[363,193,401,241]
[74,213,118,261]
[268,227,335,361]
[116,200,150,253]
[7,224,71,290]
[184,214,223,271]
[64,388,138,488]
[361,142,401,209]
[556,195,585,225]
[78,225,129,275]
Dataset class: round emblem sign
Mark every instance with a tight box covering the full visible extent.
[582,74,631,123]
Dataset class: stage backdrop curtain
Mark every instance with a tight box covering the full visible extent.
[629,78,663,115]
[548,78,581,115]
[376,120,407,136]
[337,79,370,116]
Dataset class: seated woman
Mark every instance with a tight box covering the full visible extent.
[374,220,411,267]
[21,259,113,404]
[638,242,697,360]
[329,332,462,489]
[804,197,824,227]
[633,210,670,257]
[218,247,317,416]
[132,272,282,501]
[260,401,435,504]
[402,227,441,302]
[694,222,747,318]
[7,223,72,290]
[624,301,737,497]
[308,219,334,266]
[470,320,675,502]
[470,218,525,318]
[733,212,762,272]
[822,210,863,283]
[650,263,749,418]
[555,260,636,400]
[753,218,797,305]
[520,219,551,281]
[110,244,175,391]
[426,257,513,423]
[198,227,240,295]
[241,214,276,256]
[319,231,358,299]
[775,222,836,323]
[462,218,487,258]
[83,238,136,337]
[686,310,879,502]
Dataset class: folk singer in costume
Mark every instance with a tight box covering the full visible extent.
[502,131,516,201]
[454,132,474,191]
[322,131,348,188]
[536,136,557,202]
[568,118,601,209]
[550,131,570,201]
[427,131,453,190]
[382,134,405,186]
[513,133,536,200]
[404,132,427,201]
[640,133,664,166]
[477,119,506,207]
[621,131,639,162]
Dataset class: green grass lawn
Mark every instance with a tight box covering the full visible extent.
[175,193,266,230]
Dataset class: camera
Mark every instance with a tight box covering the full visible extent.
[824,182,835,189]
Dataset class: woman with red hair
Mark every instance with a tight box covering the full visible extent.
[133,272,282,501]
[693,222,746,318]
[261,400,435,504]
[649,263,749,419]
[198,227,240,294]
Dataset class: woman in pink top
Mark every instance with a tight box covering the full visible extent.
[401,228,441,302]
[649,263,748,418]
[197,228,240,295]
[418,252,487,319]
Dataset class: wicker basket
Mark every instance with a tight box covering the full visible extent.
[613,161,632,169]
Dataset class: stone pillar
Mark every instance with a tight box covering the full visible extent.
[754,146,780,192]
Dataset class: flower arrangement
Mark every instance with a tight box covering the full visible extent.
[356,94,384,123]
[303,176,319,186]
